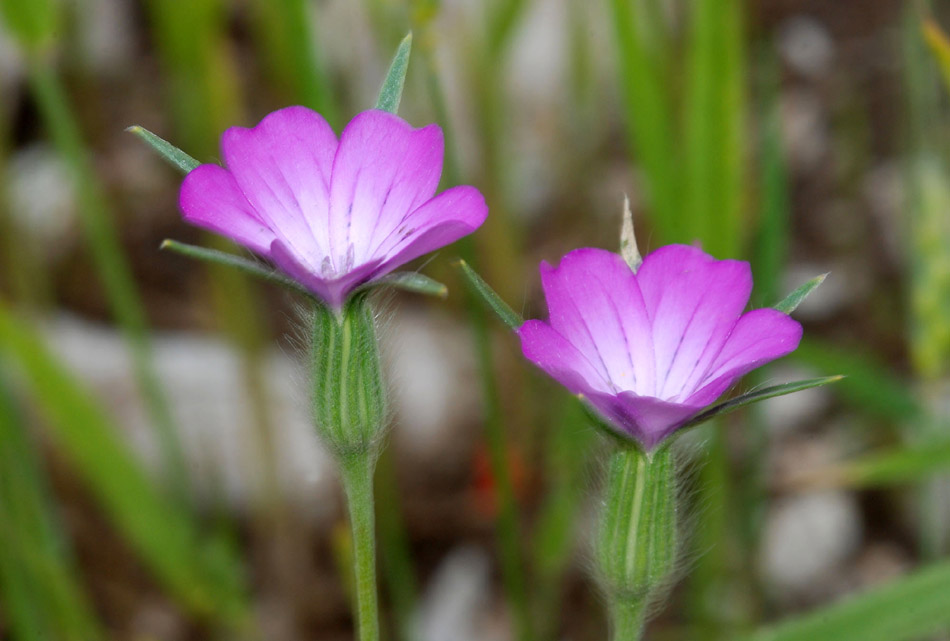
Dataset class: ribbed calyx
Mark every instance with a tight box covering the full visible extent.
[595,444,677,604]
[311,295,387,457]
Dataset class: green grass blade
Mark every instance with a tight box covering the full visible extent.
[773,273,829,314]
[682,0,745,256]
[794,339,921,422]
[455,259,523,330]
[740,559,950,641]
[0,305,250,628]
[25,59,188,501]
[247,0,338,126]
[923,19,950,94]
[376,32,413,114]
[126,125,200,173]
[0,0,58,53]
[0,377,105,641]
[607,0,679,239]
[798,439,950,489]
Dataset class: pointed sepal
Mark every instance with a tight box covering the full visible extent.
[127,126,200,174]
[455,259,523,330]
[375,32,413,114]
[773,273,828,314]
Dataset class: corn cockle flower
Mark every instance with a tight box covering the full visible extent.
[178,106,488,308]
[518,245,803,450]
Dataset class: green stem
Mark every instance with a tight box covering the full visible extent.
[609,600,646,641]
[340,453,380,641]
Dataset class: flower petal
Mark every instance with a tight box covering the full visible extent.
[269,239,383,309]
[328,110,444,269]
[221,106,337,270]
[179,164,275,255]
[368,185,487,277]
[635,244,752,401]
[585,390,702,450]
[517,320,611,394]
[540,248,656,395]
[686,308,803,407]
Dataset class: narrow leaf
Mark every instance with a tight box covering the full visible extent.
[362,271,447,298]
[740,558,950,641]
[161,240,316,301]
[681,376,844,430]
[375,32,412,114]
[793,439,950,490]
[923,19,950,94]
[774,273,828,314]
[127,126,200,174]
[455,259,523,330]
[0,305,249,623]
[794,339,921,422]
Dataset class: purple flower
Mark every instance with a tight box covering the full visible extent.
[179,107,488,308]
[518,245,803,450]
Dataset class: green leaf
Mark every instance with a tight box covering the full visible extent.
[739,558,950,641]
[0,0,59,52]
[455,259,523,330]
[0,377,105,641]
[773,273,828,314]
[796,439,950,490]
[375,32,412,114]
[0,304,249,626]
[126,126,200,174]
[794,338,921,422]
[680,376,844,430]
[923,19,950,95]
[161,239,316,301]
[359,271,447,298]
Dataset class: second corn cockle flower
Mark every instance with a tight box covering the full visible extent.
[517,245,803,451]
[178,106,488,310]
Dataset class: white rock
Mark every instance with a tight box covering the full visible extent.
[43,314,337,523]
[6,144,78,257]
[760,490,862,595]
[414,545,504,641]
[760,364,832,436]
[778,16,835,79]
[781,89,828,172]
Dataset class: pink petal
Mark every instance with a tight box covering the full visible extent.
[269,240,383,309]
[221,106,337,270]
[328,110,443,270]
[635,244,752,401]
[540,248,656,395]
[517,320,612,395]
[686,308,803,407]
[369,185,488,276]
[585,390,702,451]
[179,164,275,255]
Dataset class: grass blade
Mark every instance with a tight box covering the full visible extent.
[740,559,950,641]
[0,305,250,628]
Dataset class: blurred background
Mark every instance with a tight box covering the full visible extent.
[1,0,949,639]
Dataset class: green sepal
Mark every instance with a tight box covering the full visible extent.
[455,260,523,330]
[773,273,828,314]
[375,32,413,114]
[311,296,387,457]
[160,240,317,301]
[680,375,843,430]
[355,271,447,299]
[595,444,677,604]
[126,126,200,174]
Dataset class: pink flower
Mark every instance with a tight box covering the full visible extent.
[517,246,803,450]
[179,107,488,308]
